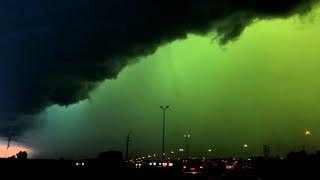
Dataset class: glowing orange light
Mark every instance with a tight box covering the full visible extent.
[305,130,312,136]
[0,144,34,158]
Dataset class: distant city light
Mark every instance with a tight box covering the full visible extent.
[170,151,174,154]
[226,165,234,170]
[305,130,312,136]
[179,148,184,152]
[243,144,248,148]
[162,162,168,167]
[208,148,212,152]
[184,134,191,138]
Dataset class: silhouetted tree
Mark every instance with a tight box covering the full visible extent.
[8,155,16,160]
[16,151,27,160]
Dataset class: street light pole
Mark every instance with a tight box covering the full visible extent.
[160,105,169,162]
[125,133,130,161]
[184,134,191,159]
[304,130,312,152]
[243,144,249,159]
[208,148,213,159]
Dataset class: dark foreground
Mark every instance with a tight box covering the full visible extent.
[1,158,320,179]
[1,150,320,179]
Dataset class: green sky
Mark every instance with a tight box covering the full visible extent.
[23,7,320,159]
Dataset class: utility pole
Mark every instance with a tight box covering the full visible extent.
[160,105,169,161]
[126,133,130,161]
[184,134,191,159]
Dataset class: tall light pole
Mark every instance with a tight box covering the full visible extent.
[160,105,169,161]
[303,130,312,151]
[178,148,184,160]
[207,147,213,160]
[243,144,249,159]
[184,134,191,159]
[125,133,130,161]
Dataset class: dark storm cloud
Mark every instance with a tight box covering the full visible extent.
[0,0,318,137]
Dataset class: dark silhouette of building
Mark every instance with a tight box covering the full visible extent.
[97,151,122,161]
[97,151,123,169]
[263,145,270,158]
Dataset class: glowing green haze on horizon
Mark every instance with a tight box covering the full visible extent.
[24,8,320,159]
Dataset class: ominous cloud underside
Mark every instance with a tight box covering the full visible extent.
[0,0,319,137]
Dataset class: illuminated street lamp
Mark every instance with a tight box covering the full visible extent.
[160,105,169,161]
[305,130,312,136]
[207,148,213,160]
[303,130,312,151]
[184,134,191,159]
[243,144,249,159]
[170,150,175,159]
[178,148,184,159]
